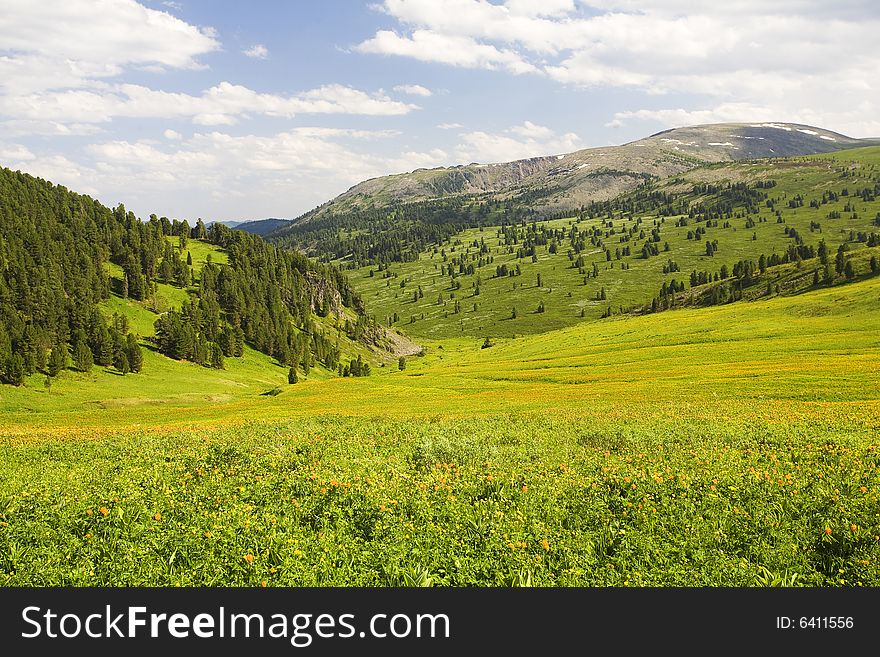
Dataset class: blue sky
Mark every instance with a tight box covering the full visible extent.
[1,0,878,221]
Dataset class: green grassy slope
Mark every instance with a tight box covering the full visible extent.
[1,274,877,586]
[345,148,880,339]
[0,239,386,432]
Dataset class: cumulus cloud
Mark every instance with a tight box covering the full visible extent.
[455,121,580,162]
[0,143,35,161]
[0,3,417,136]
[0,0,218,91]
[10,127,450,221]
[243,44,268,59]
[0,82,419,128]
[358,0,880,136]
[393,84,433,97]
[356,30,538,74]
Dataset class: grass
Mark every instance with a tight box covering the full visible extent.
[343,148,880,339]
[1,275,878,586]
[1,152,878,587]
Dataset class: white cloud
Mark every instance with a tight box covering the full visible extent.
[359,0,880,137]
[162,1,182,10]
[0,81,419,128]
[10,128,449,221]
[608,103,880,139]
[437,122,463,129]
[243,44,268,59]
[393,84,432,97]
[509,120,554,139]
[0,143,35,161]
[356,30,538,75]
[163,128,182,140]
[0,0,218,89]
[505,0,575,17]
[455,122,580,163]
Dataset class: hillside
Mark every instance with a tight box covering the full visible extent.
[341,146,880,339]
[0,166,410,392]
[233,218,293,236]
[2,272,877,585]
[282,123,873,226]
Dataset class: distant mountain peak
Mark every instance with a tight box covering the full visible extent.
[282,122,874,229]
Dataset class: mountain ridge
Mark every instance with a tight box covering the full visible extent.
[279,122,877,230]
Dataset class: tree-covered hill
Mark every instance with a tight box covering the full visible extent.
[0,166,378,386]
[339,147,880,339]
[267,123,877,269]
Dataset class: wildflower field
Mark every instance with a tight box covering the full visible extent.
[1,276,877,586]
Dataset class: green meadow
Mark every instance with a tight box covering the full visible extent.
[1,149,878,587]
[1,273,877,586]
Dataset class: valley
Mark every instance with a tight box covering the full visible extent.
[1,126,878,588]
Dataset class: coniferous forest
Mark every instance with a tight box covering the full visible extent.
[0,166,368,385]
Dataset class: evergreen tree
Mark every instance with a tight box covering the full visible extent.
[818,239,828,265]
[823,264,834,284]
[73,332,94,373]
[6,353,25,387]
[210,342,225,370]
[47,344,67,377]
[398,356,406,370]
[126,334,143,373]
[835,245,846,274]
[288,367,298,384]
[113,348,130,375]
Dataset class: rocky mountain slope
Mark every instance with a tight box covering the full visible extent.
[284,123,875,225]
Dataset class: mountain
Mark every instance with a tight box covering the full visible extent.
[286,123,875,224]
[266,122,877,267]
[206,220,242,228]
[336,144,880,339]
[233,218,292,236]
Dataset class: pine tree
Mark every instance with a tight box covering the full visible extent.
[5,353,24,386]
[823,264,834,284]
[301,350,311,377]
[73,333,94,373]
[124,333,142,373]
[113,348,130,375]
[398,356,406,370]
[288,367,298,384]
[818,240,828,265]
[210,342,225,370]
[47,344,67,377]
